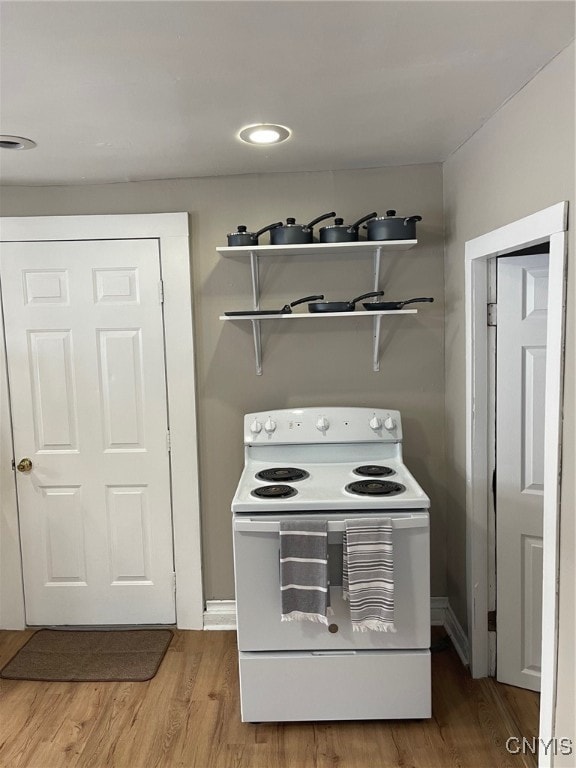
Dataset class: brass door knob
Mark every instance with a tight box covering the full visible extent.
[17,458,33,473]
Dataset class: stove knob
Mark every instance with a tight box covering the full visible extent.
[369,416,382,431]
[264,418,277,434]
[384,416,396,431]
[316,416,329,432]
[250,419,263,435]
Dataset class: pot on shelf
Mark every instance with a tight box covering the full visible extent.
[227,221,282,247]
[270,212,336,245]
[364,210,422,241]
[308,290,384,313]
[319,212,378,243]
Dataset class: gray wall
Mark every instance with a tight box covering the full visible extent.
[443,42,575,760]
[0,163,447,600]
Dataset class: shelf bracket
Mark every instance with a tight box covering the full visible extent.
[251,319,263,375]
[249,251,260,310]
[249,251,262,374]
[373,314,382,372]
[373,245,382,293]
[372,246,382,372]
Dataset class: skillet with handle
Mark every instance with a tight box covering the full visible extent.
[308,291,384,313]
[362,297,434,311]
[224,294,324,317]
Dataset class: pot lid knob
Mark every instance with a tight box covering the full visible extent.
[334,218,344,225]
[386,210,396,217]
[286,217,296,225]
[237,225,247,232]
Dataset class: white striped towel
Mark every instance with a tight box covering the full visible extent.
[279,520,332,624]
[342,518,396,632]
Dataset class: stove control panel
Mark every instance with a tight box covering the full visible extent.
[244,407,402,444]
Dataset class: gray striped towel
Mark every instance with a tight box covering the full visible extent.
[280,520,332,624]
[342,518,396,632]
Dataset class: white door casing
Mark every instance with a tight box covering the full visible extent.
[465,201,567,768]
[496,254,548,691]
[0,213,203,630]
[1,239,175,625]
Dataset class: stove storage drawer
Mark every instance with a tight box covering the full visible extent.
[238,649,431,722]
[233,513,430,652]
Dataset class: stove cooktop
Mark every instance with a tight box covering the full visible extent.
[232,457,430,513]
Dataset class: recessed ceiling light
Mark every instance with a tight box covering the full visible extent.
[0,135,37,150]
[238,124,291,145]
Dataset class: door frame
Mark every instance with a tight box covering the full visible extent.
[0,213,203,629]
[465,202,567,764]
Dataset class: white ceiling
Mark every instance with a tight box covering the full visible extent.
[0,1,574,186]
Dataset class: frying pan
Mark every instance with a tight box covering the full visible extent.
[308,291,384,313]
[362,297,434,311]
[224,294,324,317]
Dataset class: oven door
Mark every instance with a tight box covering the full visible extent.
[233,512,430,652]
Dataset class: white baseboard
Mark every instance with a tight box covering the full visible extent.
[203,600,237,630]
[204,596,470,666]
[430,596,449,626]
[444,602,470,666]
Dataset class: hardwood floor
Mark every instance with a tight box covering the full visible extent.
[0,628,539,768]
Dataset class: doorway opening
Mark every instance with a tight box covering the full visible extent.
[465,202,567,767]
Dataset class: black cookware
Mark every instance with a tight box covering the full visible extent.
[270,212,336,245]
[364,210,422,241]
[362,297,434,311]
[308,291,384,313]
[224,294,324,317]
[227,221,283,247]
[319,212,378,243]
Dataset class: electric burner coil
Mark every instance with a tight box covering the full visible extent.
[256,467,310,483]
[353,465,395,477]
[345,479,406,496]
[251,484,298,499]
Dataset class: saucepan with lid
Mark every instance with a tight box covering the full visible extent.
[319,212,378,243]
[227,221,283,247]
[364,210,422,241]
[270,212,336,245]
[308,291,384,313]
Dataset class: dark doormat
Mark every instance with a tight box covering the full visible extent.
[0,628,173,682]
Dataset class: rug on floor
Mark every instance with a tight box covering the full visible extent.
[0,628,173,682]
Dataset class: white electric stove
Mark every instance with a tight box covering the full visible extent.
[232,407,431,723]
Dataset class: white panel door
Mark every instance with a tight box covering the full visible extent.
[0,239,175,625]
[496,253,548,690]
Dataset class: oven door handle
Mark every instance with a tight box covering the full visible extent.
[234,516,428,533]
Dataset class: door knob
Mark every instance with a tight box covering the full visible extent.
[17,458,33,473]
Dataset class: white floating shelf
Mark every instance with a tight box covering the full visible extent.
[220,310,417,320]
[217,240,416,257]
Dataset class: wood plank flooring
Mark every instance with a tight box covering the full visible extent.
[0,628,539,768]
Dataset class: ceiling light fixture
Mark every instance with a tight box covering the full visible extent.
[238,124,291,146]
[0,135,37,150]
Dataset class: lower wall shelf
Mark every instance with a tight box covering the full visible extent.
[220,310,417,320]
[219,310,418,375]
